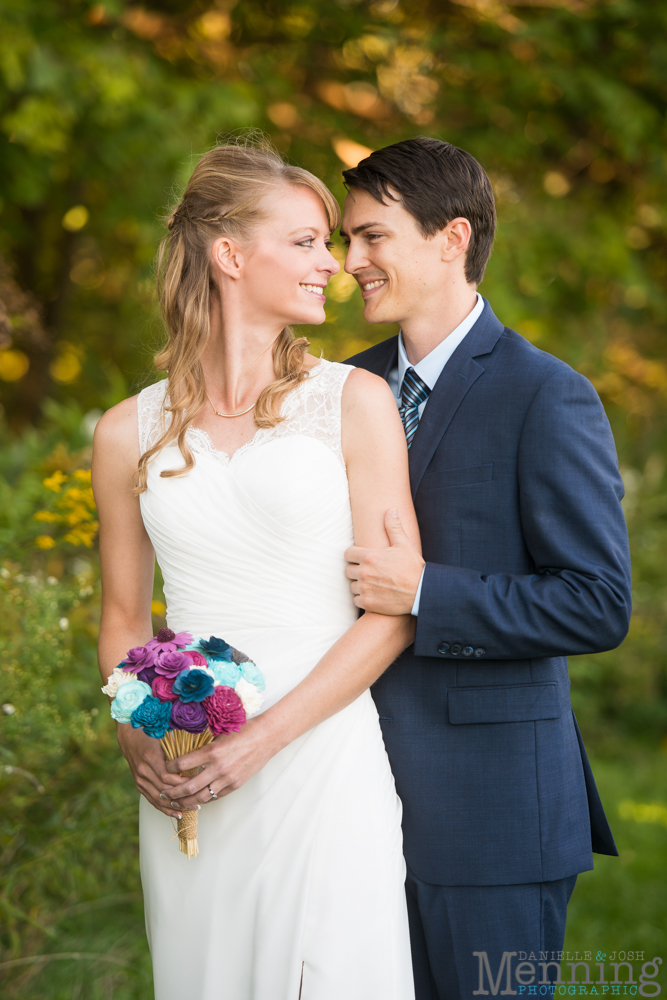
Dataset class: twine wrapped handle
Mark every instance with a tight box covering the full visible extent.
[161,729,215,859]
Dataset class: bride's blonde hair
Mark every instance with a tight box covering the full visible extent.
[134,135,341,494]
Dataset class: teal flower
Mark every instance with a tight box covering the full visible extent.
[130,696,172,738]
[110,680,152,723]
[240,660,265,692]
[211,661,242,687]
[173,668,215,703]
[197,636,233,661]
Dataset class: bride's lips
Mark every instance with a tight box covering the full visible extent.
[300,283,326,302]
[359,278,388,300]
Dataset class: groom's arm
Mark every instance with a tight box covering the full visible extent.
[415,368,631,659]
[347,367,632,659]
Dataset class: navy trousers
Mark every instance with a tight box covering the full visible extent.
[406,870,578,1000]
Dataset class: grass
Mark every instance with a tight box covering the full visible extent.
[566,754,667,959]
[1,747,665,998]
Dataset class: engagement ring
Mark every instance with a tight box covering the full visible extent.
[208,785,218,800]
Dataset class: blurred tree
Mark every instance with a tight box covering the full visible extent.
[0,0,664,440]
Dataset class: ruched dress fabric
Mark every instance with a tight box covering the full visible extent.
[136,360,415,1000]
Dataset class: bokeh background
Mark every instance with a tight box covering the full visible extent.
[1,0,666,995]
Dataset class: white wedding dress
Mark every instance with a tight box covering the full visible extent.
[137,359,415,1000]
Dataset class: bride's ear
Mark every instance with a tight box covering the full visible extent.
[211,236,244,280]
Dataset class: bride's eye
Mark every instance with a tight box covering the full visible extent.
[297,238,315,248]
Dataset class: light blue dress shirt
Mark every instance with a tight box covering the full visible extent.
[388,293,484,615]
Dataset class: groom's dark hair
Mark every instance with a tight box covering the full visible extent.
[342,136,496,285]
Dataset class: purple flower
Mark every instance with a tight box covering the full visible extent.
[198,636,233,661]
[146,628,192,654]
[137,665,158,686]
[203,686,246,736]
[173,668,214,703]
[130,696,172,739]
[154,650,192,678]
[122,645,157,672]
[171,699,208,733]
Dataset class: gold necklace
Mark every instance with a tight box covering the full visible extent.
[207,394,258,418]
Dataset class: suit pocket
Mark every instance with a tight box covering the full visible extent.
[419,463,493,491]
[448,683,561,725]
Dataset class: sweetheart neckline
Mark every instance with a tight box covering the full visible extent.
[186,361,324,464]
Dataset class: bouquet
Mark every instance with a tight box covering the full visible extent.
[102,628,265,859]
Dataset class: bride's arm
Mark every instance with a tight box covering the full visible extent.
[93,398,184,818]
[165,368,422,806]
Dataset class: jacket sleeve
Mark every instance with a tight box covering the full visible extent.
[413,368,632,660]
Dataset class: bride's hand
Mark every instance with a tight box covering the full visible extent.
[160,716,279,809]
[117,724,184,818]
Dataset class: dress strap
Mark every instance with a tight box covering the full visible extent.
[282,360,354,468]
[137,380,169,455]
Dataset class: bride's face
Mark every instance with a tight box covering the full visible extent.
[236,184,340,328]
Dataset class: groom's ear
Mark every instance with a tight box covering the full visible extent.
[440,217,472,264]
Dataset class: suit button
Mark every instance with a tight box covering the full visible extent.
[462,646,473,657]
[450,644,461,655]
[474,648,485,658]
[438,642,450,655]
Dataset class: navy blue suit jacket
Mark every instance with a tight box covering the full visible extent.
[346,300,631,886]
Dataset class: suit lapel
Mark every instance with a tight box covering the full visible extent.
[408,353,484,497]
[407,301,505,498]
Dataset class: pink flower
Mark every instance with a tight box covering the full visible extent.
[145,628,192,654]
[203,686,246,736]
[152,675,179,702]
[122,645,157,671]
[154,650,192,678]
[184,650,208,666]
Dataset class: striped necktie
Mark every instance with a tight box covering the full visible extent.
[399,367,431,448]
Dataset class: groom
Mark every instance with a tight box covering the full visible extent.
[341,138,631,999]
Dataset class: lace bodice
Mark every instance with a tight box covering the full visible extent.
[137,360,352,469]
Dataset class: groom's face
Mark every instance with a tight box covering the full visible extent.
[340,186,448,326]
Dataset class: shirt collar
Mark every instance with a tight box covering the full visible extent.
[397,292,484,392]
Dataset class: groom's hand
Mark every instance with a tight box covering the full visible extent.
[345,509,425,616]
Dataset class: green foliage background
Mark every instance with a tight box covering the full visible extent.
[0,0,665,995]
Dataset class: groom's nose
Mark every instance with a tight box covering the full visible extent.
[343,238,370,275]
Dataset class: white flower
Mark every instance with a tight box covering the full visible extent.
[234,678,264,717]
[59,617,69,630]
[2,703,16,715]
[101,667,138,699]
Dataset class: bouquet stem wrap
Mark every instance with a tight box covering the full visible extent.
[161,728,215,859]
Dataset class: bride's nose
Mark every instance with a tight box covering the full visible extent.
[319,248,340,277]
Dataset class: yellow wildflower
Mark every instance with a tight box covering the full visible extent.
[34,510,60,523]
[43,470,68,492]
[35,535,56,550]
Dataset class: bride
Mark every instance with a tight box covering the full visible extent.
[92,138,418,1000]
